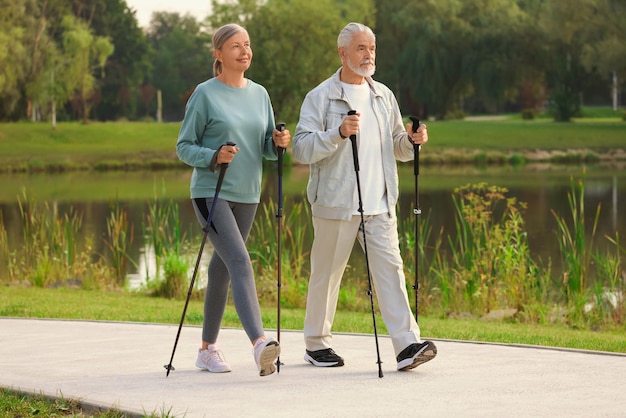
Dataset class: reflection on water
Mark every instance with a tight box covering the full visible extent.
[1,164,624,288]
[125,243,214,291]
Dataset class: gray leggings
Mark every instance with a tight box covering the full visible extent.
[192,198,264,344]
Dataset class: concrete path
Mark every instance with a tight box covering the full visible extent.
[1,318,625,417]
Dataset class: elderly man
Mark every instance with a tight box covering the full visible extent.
[292,22,437,371]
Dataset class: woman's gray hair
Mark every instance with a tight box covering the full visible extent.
[212,23,247,76]
[337,22,375,49]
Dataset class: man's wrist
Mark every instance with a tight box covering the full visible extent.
[338,126,347,139]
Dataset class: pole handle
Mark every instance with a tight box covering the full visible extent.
[276,123,286,177]
[409,116,420,176]
[348,110,358,171]
[220,141,236,170]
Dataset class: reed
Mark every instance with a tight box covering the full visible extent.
[1,190,113,288]
[104,202,135,284]
[248,198,313,308]
[1,181,624,329]
[142,184,188,282]
[142,186,191,297]
[551,174,601,299]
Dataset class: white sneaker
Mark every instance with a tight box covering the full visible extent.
[195,347,232,373]
[253,337,280,377]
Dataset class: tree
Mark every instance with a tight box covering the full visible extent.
[146,12,212,121]
[247,0,373,121]
[73,0,152,121]
[385,0,532,119]
[581,0,626,109]
[23,0,72,122]
[538,0,596,121]
[0,0,31,120]
[59,15,114,123]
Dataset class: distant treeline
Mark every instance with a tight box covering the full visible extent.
[1,0,625,123]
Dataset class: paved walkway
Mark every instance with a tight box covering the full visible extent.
[1,318,625,417]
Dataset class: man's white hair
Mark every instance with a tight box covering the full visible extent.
[337,22,375,49]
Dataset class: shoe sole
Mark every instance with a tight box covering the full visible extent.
[258,342,281,376]
[397,341,437,371]
[303,354,344,367]
[195,362,232,373]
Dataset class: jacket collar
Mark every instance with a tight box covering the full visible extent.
[329,67,381,101]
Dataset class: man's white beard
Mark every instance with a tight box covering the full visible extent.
[348,60,375,77]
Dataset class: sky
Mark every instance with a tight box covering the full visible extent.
[124,0,212,28]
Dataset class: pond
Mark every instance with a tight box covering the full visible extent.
[1,162,624,289]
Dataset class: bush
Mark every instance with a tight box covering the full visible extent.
[521,109,537,120]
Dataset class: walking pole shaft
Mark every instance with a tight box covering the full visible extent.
[276,122,286,373]
[348,110,384,378]
[409,116,420,324]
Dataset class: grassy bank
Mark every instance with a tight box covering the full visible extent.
[1,115,625,173]
[1,287,625,353]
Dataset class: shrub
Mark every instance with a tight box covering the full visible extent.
[521,109,537,120]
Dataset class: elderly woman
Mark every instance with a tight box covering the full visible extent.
[176,23,290,377]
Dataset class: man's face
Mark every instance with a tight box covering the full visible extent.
[340,32,376,78]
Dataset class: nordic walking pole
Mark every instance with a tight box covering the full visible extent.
[164,141,235,377]
[409,116,421,324]
[348,110,384,378]
[275,122,286,373]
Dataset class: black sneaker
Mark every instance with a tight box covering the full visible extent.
[396,340,437,371]
[304,348,345,367]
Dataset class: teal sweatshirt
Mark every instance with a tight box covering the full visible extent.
[176,77,277,203]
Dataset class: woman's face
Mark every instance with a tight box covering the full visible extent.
[215,31,253,73]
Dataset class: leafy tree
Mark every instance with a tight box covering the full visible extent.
[23,0,72,122]
[386,0,532,119]
[73,0,152,121]
[59,15,114,123]
[206,0,261,29]
[0,0,32,120]
[146,12,212,121]
[247,0,373,121]
[538,0,597,121]
[581,0,626,108]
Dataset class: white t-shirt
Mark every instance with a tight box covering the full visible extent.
[341,81,388,216]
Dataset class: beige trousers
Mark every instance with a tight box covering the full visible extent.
[304,213,421,356]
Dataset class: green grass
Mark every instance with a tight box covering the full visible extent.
[0,121,183,171]
[1,287,624,354]
[0,388,139,417]
[425,119,626,151]
[1,114,625,173]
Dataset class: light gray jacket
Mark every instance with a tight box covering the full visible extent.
[293,68,415,221]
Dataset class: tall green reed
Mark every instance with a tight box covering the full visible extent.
[248,198,312,308]
[0,211,12,281]
[104,202,135,284]
[142,185,190,298]
[605,232,625,314]
[5,190,110,288]
[399,209,438,312]
[551,174,600,299]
